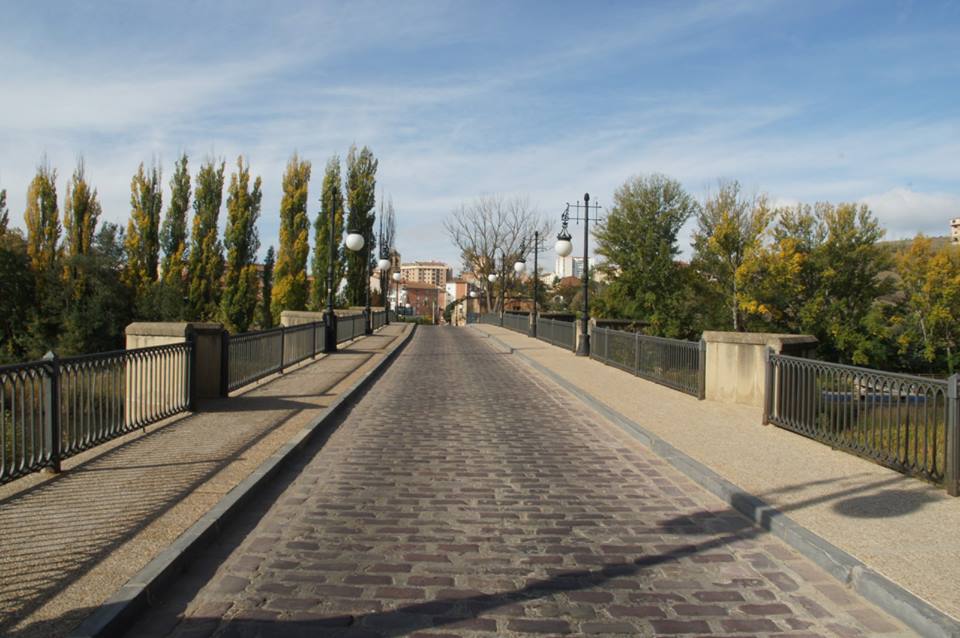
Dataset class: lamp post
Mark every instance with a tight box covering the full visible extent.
[345,229,366,334]
[393,271,402,321]
[323,192,341,353]
[513,230,544,338]
[377,214,391,326]
[554,193,601,356]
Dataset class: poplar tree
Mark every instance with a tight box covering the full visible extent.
[260,246,275,329]
[310,156,345,310]
[0,189,8,235]
[187,159,225,321]
[220,156,262,333]
[24,161,60,276]
[125,161,163,297]
[159,153,191,317]
[23,161,62,355]
[344,145,378,306]
[63,159,102,304]
[272,153,311,322]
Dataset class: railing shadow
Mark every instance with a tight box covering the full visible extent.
[0,360,358,635]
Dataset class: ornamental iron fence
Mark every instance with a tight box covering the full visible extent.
[765,352,960,493]
[591,327,704,399]
[337,314,366,344]
[1,342,192,484]
[536,317,576,351]
[502,313,529,334]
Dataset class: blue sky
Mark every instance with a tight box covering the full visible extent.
[1,0,958,270]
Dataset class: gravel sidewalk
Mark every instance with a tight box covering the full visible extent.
[473,323,960,626]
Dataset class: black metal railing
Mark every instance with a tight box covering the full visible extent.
[337,314,365,343]
[502,313,529,334]
[371,310,387,330]
[766,353,959,488]
[228,313,372,392]
[536,317,576,351]
[591,327,705,399]
[1,342,192,484]
[479,313,499,326]
[282,323,316,368]
[227,327,284,391]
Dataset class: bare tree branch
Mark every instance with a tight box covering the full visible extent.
[443,195,548,312]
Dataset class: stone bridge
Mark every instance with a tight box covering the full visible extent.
[2,324,957,637]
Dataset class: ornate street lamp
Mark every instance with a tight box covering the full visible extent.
[556,194,602,356]
[344,230,369,333]
[516,231,545,338]
[323,193,343,353]
[377,212,392,326]
[392,271,401,320]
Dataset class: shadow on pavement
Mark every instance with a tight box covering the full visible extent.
[0,371,338,636]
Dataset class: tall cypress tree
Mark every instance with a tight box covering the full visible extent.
[63,159,102,300]
[272,153,311,321]
[310,156,345,310]
[23,161,62,356]
[125,161,163,297]
[24,160,60,277]
[187,159,225,321]
[0,188,8,235]
[160,153,191,317]
[260,246,275,329]
[220,156,262,333]
[344,145,378,306]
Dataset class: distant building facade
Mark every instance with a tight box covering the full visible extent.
[952,218,960,243]
[401,261,451,286]
[555,255,595,279]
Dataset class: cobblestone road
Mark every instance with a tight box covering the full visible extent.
[125,327,910,637]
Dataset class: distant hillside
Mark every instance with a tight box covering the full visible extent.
[878,235,952,255]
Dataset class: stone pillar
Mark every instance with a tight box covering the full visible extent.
[702,332,817,408]
[280,310,328,327]
[125,322,226,407]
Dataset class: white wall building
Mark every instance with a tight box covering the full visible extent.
[555,255,595,279]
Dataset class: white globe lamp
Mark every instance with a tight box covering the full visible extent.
[345,232,365,252]
[514,260,526,274]
[392,272,401,282]
[555,237,573,257]
[377,257,391,272]
[487,273,497,283]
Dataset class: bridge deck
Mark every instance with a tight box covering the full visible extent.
[122,327,908,637]
[0,324,410,638]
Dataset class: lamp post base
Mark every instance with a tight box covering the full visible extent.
[323,312,338,353]
[576,334,590,357]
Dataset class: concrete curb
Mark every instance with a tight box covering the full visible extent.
[476,326,960,638]
[70,325,417,638]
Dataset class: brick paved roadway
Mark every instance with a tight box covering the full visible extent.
[125,327,910,637]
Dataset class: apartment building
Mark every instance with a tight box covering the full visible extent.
[401,261,451,286]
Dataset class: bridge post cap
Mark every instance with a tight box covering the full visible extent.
[701,331,818,349]
[125,321,224,337]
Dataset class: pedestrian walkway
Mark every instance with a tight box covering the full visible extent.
[0,323,411,638]
[123,327,908,637]
[472,323,960,627]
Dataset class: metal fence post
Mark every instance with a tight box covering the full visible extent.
[698,338,706,401]
[762,347,774,425]
[219,330,230,398]
[279,325,286,374]
[946,374,960,496]
[42,351,61,473]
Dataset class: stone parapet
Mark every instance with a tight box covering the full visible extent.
[702,331,817,408]
[125,322,225,401]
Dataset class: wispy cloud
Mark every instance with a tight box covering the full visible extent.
[0,0,957,271]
